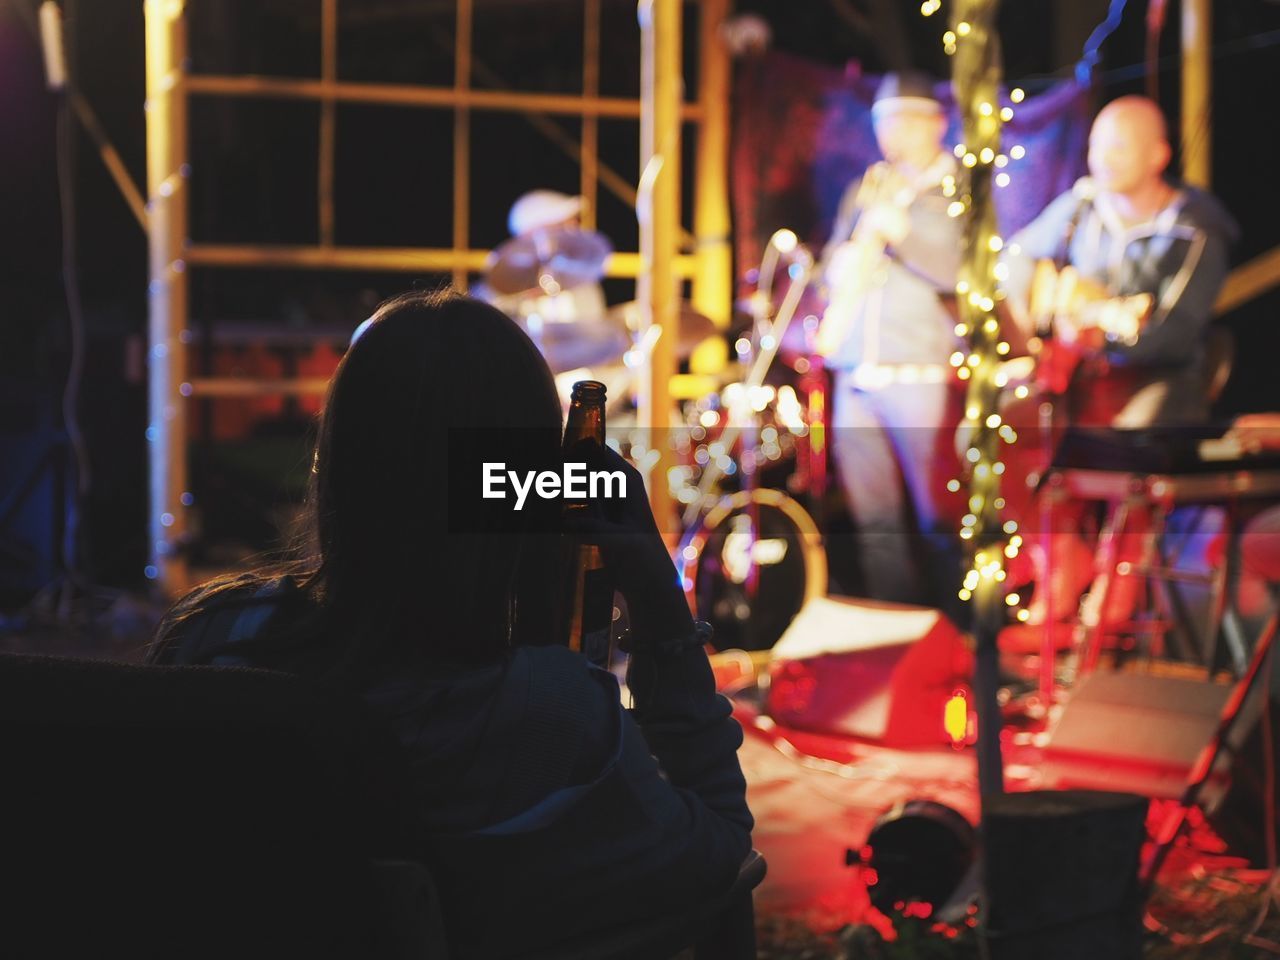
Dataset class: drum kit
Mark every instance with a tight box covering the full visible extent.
[483,224,828,651]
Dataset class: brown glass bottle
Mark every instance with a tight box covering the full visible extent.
[561,380,614,666]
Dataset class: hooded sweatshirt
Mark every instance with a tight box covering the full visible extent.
[1006,177,1238,427]
[152,577,754,959]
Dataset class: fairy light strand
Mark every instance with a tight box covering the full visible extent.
[926,1,1033,625]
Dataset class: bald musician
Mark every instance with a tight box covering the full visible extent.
[997,97,1239,637]
[1006,95,1238,427]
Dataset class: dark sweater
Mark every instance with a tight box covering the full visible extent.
[152,579,753,958]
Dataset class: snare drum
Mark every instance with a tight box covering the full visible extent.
[678,488,826,652]
[672,380,813,503]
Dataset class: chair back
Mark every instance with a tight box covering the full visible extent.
[0,653,423,959]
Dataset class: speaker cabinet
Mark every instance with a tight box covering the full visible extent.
[765,596,971,747]
[1043,671,1234,800]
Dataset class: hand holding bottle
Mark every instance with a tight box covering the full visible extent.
[561,443,694,639]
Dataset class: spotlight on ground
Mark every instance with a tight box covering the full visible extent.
[855,799,975,916]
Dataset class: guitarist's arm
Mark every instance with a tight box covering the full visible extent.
[814,170,875,358]
[889,193,964,293]
[1002,189,1089,342]
[818,174,868,279]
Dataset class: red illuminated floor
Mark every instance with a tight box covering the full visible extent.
[731,696,1259,944]
[736,700,987,933]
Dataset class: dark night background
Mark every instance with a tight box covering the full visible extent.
[1,0,1278,600]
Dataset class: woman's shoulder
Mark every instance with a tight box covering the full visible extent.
[368,645,615,717]
[478,648,625,828]
[366,645,625,832]
[491,647,624,770]
[515,642,597,672]
[150,571,310,666]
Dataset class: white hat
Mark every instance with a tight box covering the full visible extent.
[508,190,584,236]
[871,71,944,120]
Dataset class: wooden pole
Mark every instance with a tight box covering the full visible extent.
[1215,245,1280,315]
[1180,0,1211,188]
[318,0,337,247]
[581,0,601,231]
[144,0,190,594]
[452,0,473,290]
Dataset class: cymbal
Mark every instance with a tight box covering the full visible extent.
[486,228,612,296]
[607,300,719,359]
[524,320,631,374]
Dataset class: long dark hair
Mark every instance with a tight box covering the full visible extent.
[154,289,565,678]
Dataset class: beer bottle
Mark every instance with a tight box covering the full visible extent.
[561,380,615,666]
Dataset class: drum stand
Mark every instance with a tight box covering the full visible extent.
[675,247,819,621]
[1036,386,1059,710]
[678,251,813,530]
[1141,609,1277,892]
[1026,309,1072,711]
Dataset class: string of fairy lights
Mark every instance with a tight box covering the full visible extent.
[922,0,1030,625]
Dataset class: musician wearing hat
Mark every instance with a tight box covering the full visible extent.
[817,71,965,608]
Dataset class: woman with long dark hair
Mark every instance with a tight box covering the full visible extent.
[150,290,753,957]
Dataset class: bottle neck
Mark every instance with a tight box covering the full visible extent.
[565,381,607,446]
[569,382,606,405]
[564,405,605,446]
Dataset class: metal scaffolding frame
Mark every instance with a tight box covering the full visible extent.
[139,0,1267,594]
[144,0,732,592]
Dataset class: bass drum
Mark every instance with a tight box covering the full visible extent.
[679,488,826,653]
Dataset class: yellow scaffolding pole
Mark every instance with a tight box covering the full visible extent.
[184,244,695,278]
[638,0,681,538]
[690,0,733,375]
[184,74,706,120]
[145,0,721,588]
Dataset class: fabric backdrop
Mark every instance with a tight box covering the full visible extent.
[731,52,1093,276]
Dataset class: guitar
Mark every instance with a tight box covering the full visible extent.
[1023,259,1154,395]
[992,262,1156,653]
